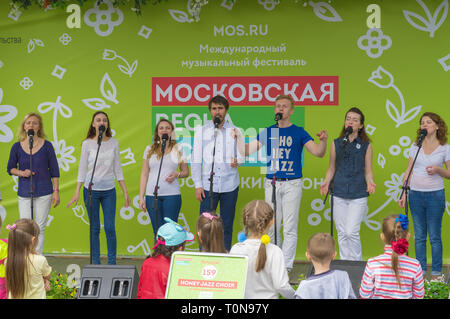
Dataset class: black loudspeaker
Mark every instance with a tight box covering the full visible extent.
[78,265,139,299]
[308,259,367,298]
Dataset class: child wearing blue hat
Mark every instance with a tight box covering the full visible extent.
[137,217,194,299]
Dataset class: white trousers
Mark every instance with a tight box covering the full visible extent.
[18,194,52,254]
[264,178,303,269]
[332,196,368,261]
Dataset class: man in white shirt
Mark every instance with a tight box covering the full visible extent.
[191,95,242,251]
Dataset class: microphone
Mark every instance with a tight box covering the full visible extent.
[213,116,221,137]
[28,129,35,149]
[343,126,353,143]
[213,116,221,128]
[274,113,282,122]
[161,133,169,153]
[97,125,106,145]
[417,129,427,147]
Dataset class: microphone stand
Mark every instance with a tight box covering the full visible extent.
[29,134,35,220]
[209,123,219,212]
[152,137,167,239]
[399,136,425,223]
[323,136,350,236]
[397,139,423,258]
[272,119,280,246]
[87,130,103,264]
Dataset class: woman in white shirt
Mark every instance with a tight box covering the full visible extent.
[67,111,130,265]
[139,119,189,239]
[398,112,450,279]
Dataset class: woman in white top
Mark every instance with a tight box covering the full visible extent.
[230,200,295,299]
[139,119,189,240]
[67,111,130,265]
[398,112,450,279]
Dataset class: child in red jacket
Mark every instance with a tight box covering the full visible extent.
[137,217,194,299]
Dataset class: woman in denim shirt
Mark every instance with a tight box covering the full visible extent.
[398,112,450,280]
[320,107,376,261]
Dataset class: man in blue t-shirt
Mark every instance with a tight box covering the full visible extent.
[235,94,328,271]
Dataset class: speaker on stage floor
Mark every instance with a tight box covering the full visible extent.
[77,265,139,299]
[308,259,367,298]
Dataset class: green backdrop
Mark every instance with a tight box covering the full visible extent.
[0,0,449,264]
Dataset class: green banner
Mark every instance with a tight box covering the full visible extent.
[0,0,449,264]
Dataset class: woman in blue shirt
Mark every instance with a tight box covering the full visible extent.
[320,107,376,261]
[7,112,60,254]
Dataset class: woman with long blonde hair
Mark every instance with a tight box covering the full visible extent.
[6,113,60,254]
[139,119,189,240]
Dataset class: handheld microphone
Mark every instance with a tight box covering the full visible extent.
[417,129,427,147]
[274,113,282,122]
[28,129,35,149]
[97,125,106,145]
[161,133,169,153]
[343,126,353,143]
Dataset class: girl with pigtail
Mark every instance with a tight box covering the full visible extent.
[230,200,295,299]
[196,212,226,253]
[359,214,424,299]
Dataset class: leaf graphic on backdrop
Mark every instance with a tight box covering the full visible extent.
[308,1,343,22]
[117,60,137,77]
[82,98,111,111]
[27,39,35,53]
[34,38,44,47]
[401,105,422,125]
[129,60,138,75]
[27,39,45,53]
[446,201,450,216]
[404,11,430,32]
[433,0,449,28]
[169,9,192,23]
[386,99,401,126]
[100,72,118,104]
[403,0,448,37]
[377,153,386,168]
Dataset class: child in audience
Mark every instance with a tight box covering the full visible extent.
[137,217,194,299]
[0,216,8,299]
[230,200,295,299]
[295,233,355,299]
[196,212,226,253]
[5,219,52,299]
[359,214,424,299]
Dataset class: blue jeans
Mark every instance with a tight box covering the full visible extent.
[83,187,117,265]
[199,187,239,251]
[146,194,182,240]
[409,189,445,276]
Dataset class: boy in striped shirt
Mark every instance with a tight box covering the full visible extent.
[359,214,424,299]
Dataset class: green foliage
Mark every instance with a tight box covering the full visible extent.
[46,272,78,299]
[424,276,450,299]
[10,0,163,15]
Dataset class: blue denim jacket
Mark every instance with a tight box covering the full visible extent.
[332,136,369,199]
